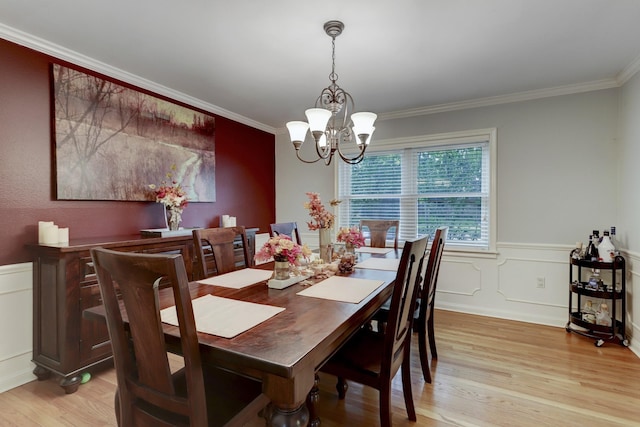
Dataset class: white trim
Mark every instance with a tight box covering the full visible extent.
[5,22,637,135]
[617,53,640,85]
[376,79,620,121]
[365,128,497,151]
[0,24,275,135]
[337,128,497,252]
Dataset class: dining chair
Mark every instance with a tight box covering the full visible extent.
[359,219,399,249]
[90,247,269,427]
[372,226,448,383]
[193,226,251,280]
[415,226,448,382]
[269,221,302,245]
[319,235,429,427]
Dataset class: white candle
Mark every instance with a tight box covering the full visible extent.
[221,215,229,227]
[58,227,69,243]
[42,224,59,244]
[229,216,237,226]
[38,221,54,244]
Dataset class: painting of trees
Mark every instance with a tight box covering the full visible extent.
[52,64,216,201]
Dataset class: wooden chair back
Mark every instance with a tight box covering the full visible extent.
[359,219,399,249]
[193,226,251,280]
[383,235,429,375]
[318,235,428,427]
[270,222,302,245]
[416,226,448,381]
[91,248,207,426]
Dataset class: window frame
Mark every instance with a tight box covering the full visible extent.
[335,128,497,253]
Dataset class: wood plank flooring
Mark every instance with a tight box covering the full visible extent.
[1,310,639,426]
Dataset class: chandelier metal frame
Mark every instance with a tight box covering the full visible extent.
[286,20,376,165]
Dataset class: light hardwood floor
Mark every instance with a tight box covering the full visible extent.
[1,310,639,426]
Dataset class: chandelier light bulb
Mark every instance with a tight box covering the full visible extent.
[351,112,377,132]
[318,133,328,148]
[286,121,310,149]
[305,108,332,133]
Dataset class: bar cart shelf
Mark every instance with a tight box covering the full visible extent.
[565,255,629,347]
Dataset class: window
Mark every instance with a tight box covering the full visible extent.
[337,129,496,251]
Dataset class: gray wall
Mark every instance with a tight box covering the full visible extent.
[276,89,620,246]
[275,87,639,357]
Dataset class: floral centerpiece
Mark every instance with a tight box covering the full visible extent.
[336,226,365,249]
[255,235,311,280]
[149,165,188,231]
[304,192,341,262]
[304,192,340,230]
[255,234,311,264]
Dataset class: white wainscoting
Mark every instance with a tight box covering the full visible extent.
[438,243,572,326]
[624,250,639,356]
[437,242,637,357]
[0,262,35,393]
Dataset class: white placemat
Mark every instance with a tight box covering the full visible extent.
[197,268,273,288]
[355,257,400,271]
[355,247,393,254]
[161,295,285,339]
[296,276,385,304]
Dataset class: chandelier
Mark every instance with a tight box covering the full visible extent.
[286,20,377,165]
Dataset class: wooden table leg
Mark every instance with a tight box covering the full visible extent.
[267,404,309,427]
[264,373,314,427]
[306,374,320,427]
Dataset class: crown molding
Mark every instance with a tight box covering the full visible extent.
[4,22,638,133]
[274,77,623,134]
[616,53,640,85]
[0,24,276,135]
[377,78,620,121]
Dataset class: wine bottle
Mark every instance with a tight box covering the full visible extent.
[587,235,599,261]
[610,226,618,255]
[584,235,594,261]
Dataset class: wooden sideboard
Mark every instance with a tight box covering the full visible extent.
[29,229,257,394]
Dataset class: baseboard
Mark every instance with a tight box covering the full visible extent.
[0,351,36,393]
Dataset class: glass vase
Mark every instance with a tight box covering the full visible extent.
[319,228,332,263]
[167,208,181,231]
[274,260,290,280]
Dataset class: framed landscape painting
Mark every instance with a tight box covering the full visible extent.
[51,63,216,202]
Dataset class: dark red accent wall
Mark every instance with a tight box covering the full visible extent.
[0,38,275,266]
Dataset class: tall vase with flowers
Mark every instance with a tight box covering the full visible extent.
[149,165,188,231]
[255,235,311,280]
[304,192,341,262]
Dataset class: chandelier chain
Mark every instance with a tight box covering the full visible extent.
[330,35,338,84]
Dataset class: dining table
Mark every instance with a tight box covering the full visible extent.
[85,248,401,427]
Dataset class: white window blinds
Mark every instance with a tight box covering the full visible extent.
[337,129,495,250]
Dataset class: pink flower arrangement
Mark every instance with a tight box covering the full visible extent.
[149,165,188,228]
[153,185,188,210]
[336,226,365,248]
[304,192,340,230]
[255,235,311,264]
[149,165,188,212]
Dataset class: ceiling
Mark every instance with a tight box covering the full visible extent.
[2,0,640,133]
